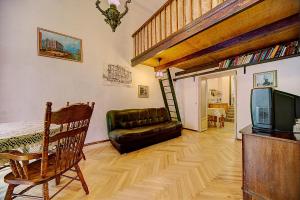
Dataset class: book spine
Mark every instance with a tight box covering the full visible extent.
[270,45,280,58]
[275,46,283,58]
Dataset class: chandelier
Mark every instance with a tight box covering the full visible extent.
[95,0,132,32]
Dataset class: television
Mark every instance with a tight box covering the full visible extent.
[251,88,300,133]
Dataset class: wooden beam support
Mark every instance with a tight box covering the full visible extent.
[175,62,218,76]
[157,14,300,71]
[131,0,263,67]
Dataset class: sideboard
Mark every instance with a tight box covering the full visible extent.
[240,125,300,200]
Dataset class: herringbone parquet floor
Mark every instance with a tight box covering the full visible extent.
[0,122,242,200]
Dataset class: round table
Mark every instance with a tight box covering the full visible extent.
[0,122,59,166]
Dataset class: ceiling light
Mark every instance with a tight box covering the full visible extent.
[95,0,131,32]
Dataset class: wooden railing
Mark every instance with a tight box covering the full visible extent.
[132,0,226,58]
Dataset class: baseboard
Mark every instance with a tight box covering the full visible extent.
[84,139,110,147]
[182,127,199,131]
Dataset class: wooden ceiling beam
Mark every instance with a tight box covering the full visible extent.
[156,14,300,71]
[131,0,263,67]
[175,62,218,76]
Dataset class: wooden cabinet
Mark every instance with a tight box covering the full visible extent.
[241,126,300,200]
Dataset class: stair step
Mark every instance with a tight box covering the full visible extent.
[159,68,181,122]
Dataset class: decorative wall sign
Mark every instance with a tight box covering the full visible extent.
[38,28,82,62]
[253,70,277,88]
[138,85,149,98]
[103,64,132,87]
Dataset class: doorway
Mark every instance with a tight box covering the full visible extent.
[199,71,237,138]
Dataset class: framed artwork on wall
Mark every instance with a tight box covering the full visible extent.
[138,85,149,98]
[253,70,277,88]
[37,28,82,62]
[102,64,132,87]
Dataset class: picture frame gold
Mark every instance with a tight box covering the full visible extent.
[37,27,83,62]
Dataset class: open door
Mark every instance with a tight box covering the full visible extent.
[199,78,208,132]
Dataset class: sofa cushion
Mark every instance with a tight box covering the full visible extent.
[109,121,182,144]
[107,108,171,132]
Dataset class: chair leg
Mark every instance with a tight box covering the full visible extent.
[75,164,89,195]
[4,184,15,200]
[81,151,86,160]
[55,175,61,185]
[43,183,50,200]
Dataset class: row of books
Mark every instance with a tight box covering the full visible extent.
[218,40,300,69]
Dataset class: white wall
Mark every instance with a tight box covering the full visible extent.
[236,57,300,139]
[0,0,165,143]
[207,76,230,103]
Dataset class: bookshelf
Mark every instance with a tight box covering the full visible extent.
[174,40,300,81]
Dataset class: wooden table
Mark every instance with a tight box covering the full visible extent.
[207,108,226,127]
[240,125,300,200]
[0,122,59,166]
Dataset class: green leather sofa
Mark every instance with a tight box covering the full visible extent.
[106,108,182,154]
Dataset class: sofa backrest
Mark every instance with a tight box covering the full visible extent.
[106,108,170,132]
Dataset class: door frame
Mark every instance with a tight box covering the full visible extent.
[198,78,208,132]
[198,70,238,139]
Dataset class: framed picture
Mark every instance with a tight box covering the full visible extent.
[253,70,277,88]
[103,64,132,87]
[138,85,149,98]
[37,28,82,62]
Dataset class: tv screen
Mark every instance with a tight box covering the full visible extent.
[251,88,273,131]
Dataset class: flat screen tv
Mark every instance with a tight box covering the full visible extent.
[251,88,300,133]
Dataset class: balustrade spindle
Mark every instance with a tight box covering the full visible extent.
[132,0,223,56]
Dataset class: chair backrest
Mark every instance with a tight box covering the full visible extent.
[41,102,95,177]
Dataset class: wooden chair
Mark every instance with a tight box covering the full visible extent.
[208,115,217,127]
[0,102,95,200]
[219,114,225,128]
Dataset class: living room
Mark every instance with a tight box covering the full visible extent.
[0,0,299,199]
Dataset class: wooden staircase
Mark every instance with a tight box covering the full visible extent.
[159,69,181,122]
[226,105,235,122]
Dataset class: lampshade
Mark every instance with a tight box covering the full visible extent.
[108,0,121,6]
[155,71,164,79]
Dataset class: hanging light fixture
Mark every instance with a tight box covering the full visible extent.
[155,71,164,79]
[95,0,131,32]
[155,58,164,79]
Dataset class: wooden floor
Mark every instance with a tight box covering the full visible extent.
[0,122,242,199]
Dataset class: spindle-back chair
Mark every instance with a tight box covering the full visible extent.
[0,102,95,200]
